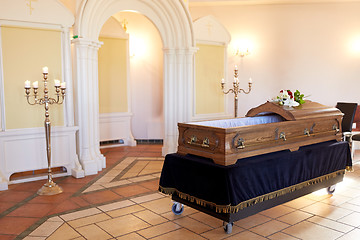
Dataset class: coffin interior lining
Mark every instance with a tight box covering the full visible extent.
[188,114,285,128]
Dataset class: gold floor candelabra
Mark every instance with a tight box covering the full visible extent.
[24,67,66,195]
[221,66,252,118]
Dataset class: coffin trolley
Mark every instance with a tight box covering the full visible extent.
[159,101,351,234]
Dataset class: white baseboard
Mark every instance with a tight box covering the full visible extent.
[99,112,136,145]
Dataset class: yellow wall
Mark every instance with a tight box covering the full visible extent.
[1,26,64,129]
[98,37,128,113]
[195,43,225,114]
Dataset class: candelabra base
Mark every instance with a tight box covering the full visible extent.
[37,181,63,195]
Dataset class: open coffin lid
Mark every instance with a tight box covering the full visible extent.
[177,100,344,166]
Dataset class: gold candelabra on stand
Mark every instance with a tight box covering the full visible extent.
[24,67,66,195]
[221,66,252,118]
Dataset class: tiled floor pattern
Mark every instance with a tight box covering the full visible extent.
[82,157,164,193]
[1,146,360,239]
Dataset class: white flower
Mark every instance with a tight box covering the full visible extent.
[284,99,299,107]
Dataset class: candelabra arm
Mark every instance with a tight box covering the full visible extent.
[238,83,252,94]
[238,88,251,94]
[25,96,39,105]
[25,88,39,105]
[222,88,235,95]
[56,95,65,104]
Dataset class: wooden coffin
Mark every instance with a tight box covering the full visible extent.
[177,100,343,166]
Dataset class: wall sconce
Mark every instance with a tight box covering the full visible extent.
[234,48,250,57]
[122,19,128,32]
[232,39,252,57]
[129,36,146,58]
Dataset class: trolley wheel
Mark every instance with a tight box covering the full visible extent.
[172,202,184,215]
[223,222,233,234]
[327,185,336,194]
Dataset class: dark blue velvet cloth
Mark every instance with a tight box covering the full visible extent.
[159,140,351,208]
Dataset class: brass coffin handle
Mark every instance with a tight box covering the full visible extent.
[332,124,340,134]
[187,136,210,148]
[304,128,311,137]
[236,138,245,149]
[279,132,286,141]
[188,136,197,144]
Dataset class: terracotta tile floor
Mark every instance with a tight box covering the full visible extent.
[1,145,360,239]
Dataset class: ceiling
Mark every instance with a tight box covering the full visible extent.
[188,0,360,5]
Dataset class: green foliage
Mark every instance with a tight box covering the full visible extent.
[294,90,305,105]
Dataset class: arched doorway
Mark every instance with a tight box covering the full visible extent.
[97,12,164,147]
[72,0,196,175]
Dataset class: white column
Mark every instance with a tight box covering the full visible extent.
[0,25,8,189]
[72,38,104,175]
[162,47,196,156]
[185,48,197,121]
[0,26,5,132]
[126,37,136,146]
[89,42,106,169]
[61,27,75,127]
[63,27,84,178]
[162,48,176,156]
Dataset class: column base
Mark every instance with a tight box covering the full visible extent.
[0,181,8,191]
[71,168,85,178]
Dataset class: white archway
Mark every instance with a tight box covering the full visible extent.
[72,0,196,175]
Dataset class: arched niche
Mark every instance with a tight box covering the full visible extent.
[72,0,196,175]
[98,17,136,146]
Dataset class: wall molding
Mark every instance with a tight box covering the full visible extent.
[192,15,232,121]
[0,0,74,28]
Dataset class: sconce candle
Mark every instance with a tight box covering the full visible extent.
[32,81,39,89]
[54,79,60,87]
[221,78,225,84]
[249,78,253,84]
[42,66,48,74]
[60,82,66,89]
[24,80,31,88]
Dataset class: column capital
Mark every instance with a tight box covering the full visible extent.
[71,37,103,49]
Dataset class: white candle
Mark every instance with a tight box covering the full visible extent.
[234,65,238,70]
[32,81,38,88]
[42,66,48,74]
[60,82,66,89]
[249,78,253,84]
[24,80,30,88]
[54,79,60,87]
[221,78,225,84]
